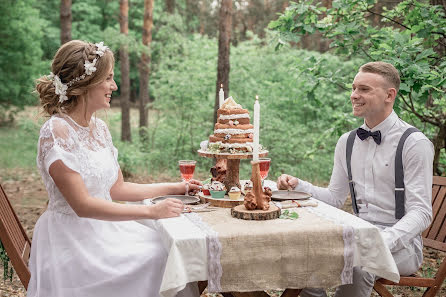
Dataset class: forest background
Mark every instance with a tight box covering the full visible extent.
[0,0,446,296]
[1,0,445,182]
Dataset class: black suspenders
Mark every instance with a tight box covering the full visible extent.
[346,127,420,219]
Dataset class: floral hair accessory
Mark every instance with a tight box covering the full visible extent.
[48,42,109,103]
[48,72,68,103]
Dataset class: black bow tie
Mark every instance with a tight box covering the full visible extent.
[357,127,382,145]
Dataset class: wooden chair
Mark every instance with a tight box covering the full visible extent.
[0,183,31,290]
[373,175,446,297]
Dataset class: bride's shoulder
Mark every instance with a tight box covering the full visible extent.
[39,114,71,138]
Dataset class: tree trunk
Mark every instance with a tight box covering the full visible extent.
[199,1,206,35]
[60,0,72,44]
[431,0,446,57]
[432,124,446,175]
[139,0,154,140]
[166,0,175,14]
[185,0,194,32]
[430,1,446,174]
[214,0,232,124]
[120,0,131,142]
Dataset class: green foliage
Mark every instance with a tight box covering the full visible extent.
[0,241,13,281]
[0,28,356,184]
[270,0,446,174]
[0,114,42,169]
[106,25,357,183]
[0,0,44,118]
[279,209,299,220]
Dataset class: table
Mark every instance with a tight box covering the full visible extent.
[137,183,399,297]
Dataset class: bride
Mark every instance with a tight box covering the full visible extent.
[30,40,201,297]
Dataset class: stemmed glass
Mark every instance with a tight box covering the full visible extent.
[179,160,196,195]
[259,158,271,185]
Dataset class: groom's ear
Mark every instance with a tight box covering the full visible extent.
[386,87,397,104]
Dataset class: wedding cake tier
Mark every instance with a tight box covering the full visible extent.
[207,97,257,154]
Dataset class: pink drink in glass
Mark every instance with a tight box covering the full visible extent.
[259,158,271,181]
[179,160,196,182]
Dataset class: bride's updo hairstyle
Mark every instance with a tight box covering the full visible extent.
[36,40,114,116]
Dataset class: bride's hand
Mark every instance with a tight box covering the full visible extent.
[187,179,202,195]
[151,198,184,219]
[179,180,202,195]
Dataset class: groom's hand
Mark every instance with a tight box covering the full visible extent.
[277,174,299,190]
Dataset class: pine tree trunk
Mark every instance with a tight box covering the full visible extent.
[431,0,446,57]
[433,124,446,175]
[139,0,154,140]
[120,0,131,142]
[431,0,446,175]
[60,0,72,45]
[166,0,175,14]
[214,0,232,124]
[199,1,206,35]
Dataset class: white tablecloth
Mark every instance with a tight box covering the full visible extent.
[137,181,399,297]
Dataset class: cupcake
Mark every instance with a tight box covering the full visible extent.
[228,186,241,200]
[202,183,211,196]
[209,181,226,199]
[242,180,253,194]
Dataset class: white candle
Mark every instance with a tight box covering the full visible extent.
[219,84,224,107]
[253,95,260,161]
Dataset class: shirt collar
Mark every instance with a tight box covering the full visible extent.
[361,110,398,136]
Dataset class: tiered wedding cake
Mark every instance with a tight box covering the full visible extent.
[207,97,255,154]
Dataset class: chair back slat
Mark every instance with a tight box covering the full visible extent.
[423,176,446,252]
[0,201,25,251]
[423,180,445,237]
[0,184,31,289]
[432,185,440,203]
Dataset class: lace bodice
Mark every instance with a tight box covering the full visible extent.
[37,114,119,214]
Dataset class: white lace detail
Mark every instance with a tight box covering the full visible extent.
[184,213,223,292]
[37,114,119,215]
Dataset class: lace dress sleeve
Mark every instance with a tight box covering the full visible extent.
[38,117,81,175]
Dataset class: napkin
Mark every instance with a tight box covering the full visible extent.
[275,200,318,209]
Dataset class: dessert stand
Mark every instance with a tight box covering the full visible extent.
[197,149,268,208]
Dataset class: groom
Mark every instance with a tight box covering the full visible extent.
[277,62,434,297]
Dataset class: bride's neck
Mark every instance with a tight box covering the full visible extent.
[67,101,92,127]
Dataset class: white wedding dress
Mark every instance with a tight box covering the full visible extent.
[27,114,170,297]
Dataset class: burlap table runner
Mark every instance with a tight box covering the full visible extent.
[197,207,348,293]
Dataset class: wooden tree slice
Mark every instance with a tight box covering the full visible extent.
[231,204,281,220]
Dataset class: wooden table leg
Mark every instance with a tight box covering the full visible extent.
[230,291,270,297]
[223,159,241,191]
[281,288,303,297]
[197,281,207,295]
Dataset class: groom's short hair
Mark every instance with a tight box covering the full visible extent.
[359,62,400,92]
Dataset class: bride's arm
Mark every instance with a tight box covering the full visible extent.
[49,160,183,220]
[110,169,198,202]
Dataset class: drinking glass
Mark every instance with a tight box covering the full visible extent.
[179,160,196,195]
[259,158,271,183]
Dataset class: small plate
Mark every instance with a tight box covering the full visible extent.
[271,190,312,201]
[151,195,200,205]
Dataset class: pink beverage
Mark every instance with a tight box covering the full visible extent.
[259,158,271,180]
[179,161,196,182]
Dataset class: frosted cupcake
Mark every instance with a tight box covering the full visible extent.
[228,186,241,200]
[209,181,226,199]
[242,180,253,194]
[202,183,211,196]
